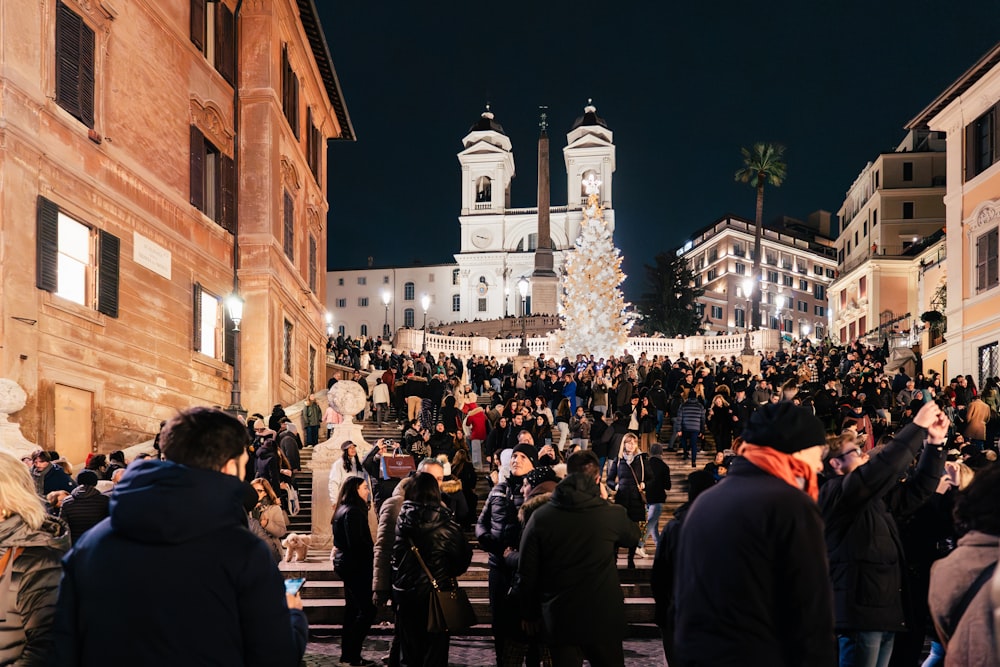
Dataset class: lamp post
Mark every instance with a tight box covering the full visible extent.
[802,323,811,342]
[224,293,246,420]
[741,278,754,356]
[381,290,391,338]
[518,277,529,356]
[504,286,510,318]
[420,294,430,353]
[775,308,784,352]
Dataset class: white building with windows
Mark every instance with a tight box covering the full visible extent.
[327,103,618,337]
[682,215,839,341]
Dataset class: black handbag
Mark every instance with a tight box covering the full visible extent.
[409,539,477,633]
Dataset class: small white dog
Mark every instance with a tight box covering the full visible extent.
[282,533,313,562]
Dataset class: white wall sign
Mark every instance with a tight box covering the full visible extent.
[133,232,171,280]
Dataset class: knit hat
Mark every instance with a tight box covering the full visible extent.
[511,443,539,466]
[524,465,557,489]
[77,470,99,487]
[741,402,826,454]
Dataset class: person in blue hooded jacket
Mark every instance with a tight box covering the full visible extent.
[51,407,308,666]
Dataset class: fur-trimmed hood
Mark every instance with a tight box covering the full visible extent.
[518,490,553,525]
[441,478,463,495]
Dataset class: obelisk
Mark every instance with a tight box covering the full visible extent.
[531,107,558,316]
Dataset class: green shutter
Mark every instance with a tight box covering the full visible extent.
[36,196,59,292]
[190,125,205,210]
[96,230,119,318]
[224,307,236,366]
[192,282,202,352]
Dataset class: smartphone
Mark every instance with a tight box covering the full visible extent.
[284,577,306,596]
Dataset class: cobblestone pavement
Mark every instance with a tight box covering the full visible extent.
[303,636,668,666]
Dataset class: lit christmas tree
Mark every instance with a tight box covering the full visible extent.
[558,175,633,358]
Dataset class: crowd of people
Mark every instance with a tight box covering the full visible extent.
[2,331,1000,666]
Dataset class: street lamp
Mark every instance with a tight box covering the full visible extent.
[775,308,784,352]
[224,293,246,420]
[381,290,391,338]
[504,286,510,318]
[802,323,811,341]
[420,294,431,353]
[518,277,529,356]
[741,278,754,356]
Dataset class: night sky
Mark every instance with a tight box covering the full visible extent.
[317,1,1000,299]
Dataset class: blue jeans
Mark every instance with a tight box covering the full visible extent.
[655,410,664,438]
[920,641,944,667]
[645,503,663,546]
[838,631,894,667]
[682,432,699,466]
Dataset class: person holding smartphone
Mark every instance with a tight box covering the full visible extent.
[332,476,377,667]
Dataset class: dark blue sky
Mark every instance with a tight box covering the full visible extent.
[318,1,1000,299]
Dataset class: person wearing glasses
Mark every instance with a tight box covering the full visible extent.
[819,401,949,667]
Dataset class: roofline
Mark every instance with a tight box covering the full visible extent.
[297,0,355,142]
[906,42,1000,130]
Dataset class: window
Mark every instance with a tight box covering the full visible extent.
[799,279,808,291]
[827,268,836,279]
[769,316,779,330]
[282,319,293,376]
[706,269,717,281]
[282,191,294,261]
[859,276,867,299]
[840,291,847,309]
[874,170,880,188]
[979,342,999,388]
[966,106,998,180]
[863,221,868,236]
[734,309,745,328]
[854,231,859,246]
[732,244,744,256]
[783,275,793,287]
[902,161,913,181]
[335,298,346,308]
[708,248,718,262]
[872,209,878,227]
[305,108,323,182]
[814,285,826,300]
[814,305,826,316]
[383,275,389,284]
[475,176,492,203]
[735,263,746,275]
[358,297,369,307]
[693,276,702,288]
[710,305,723,319]
[403,308,414,328]
[189,0,235,85]
[308,236,317,292]
[190,127,235,232]
[798,301,808,312]
[429,274,435,283]
[55,2,95,128]
[478,298,487,312]
[766,253,777,266]
[337,278,344,286]
[36,197,119,317]
[357,276,366,285]
[404,282,415,300]
[767,270,779,284]
[452,269,460,286]
[281,45,299,138]
[192,283,236,364]
[814,264,822,275]
[452,295,460,312]
[360,324,368,337]
[977,228,999,292]
[308,345,316,391]
[337,324,345,336]
[902,202,914,219]
[784,296,794,309]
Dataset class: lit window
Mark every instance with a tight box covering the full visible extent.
[57,212,89,305]
[198,290,219,357]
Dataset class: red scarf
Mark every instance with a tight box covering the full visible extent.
[738,443,819,501]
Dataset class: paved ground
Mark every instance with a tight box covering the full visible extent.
[303,636,668,666]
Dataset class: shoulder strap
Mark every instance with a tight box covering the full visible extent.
[408,538,441,590]
[0,547,22,576]
[948,560,997,633]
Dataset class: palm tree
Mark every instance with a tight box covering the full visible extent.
[735,143,787,329]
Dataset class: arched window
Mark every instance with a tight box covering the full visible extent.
[452,294,460,312]
[360,324,368,337]
[404,282,415,301]
[475,176,492,202]
[337,324,345,336]
[479,276,487,284]
[404,308,415,328]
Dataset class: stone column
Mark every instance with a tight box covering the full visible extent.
[310,381,371,546]
[0,380,36,459]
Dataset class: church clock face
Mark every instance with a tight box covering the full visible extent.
[471,229,493,249]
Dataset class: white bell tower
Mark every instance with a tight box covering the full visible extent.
[563,101,615,212]
[458,106,515,217]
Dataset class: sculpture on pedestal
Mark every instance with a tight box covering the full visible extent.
[0,379,36,459]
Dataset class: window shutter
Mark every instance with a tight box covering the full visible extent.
[215,1,235,85]
[990,230,1000,289]
[966,121,978,182]
[283,191,294,261]
[306,107,314,177]
[55,2,82,119]
[190,0,206,51]
[308,235,317,291]
[223,308,236,366]
[78,19,95,128]
[190,125,205,210]
[96,230,119,317]
[220,153,236,234]
[36,196,59,292]
[192,282,203,352]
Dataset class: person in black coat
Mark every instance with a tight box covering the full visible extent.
[58,470,109,544]
[642,443,671,551]
[391,473,472,667]
[332,476,376,667]
[606,433,651,567]
[819,401,949,666]
[674,402,837,667]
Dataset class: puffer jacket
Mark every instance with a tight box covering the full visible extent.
[676,398,706,434]
[391,501,471,596]
[332,502,374,577]
[475,479,523,569]
[0,514,70,666]
[607,454,650,522]
[58,485,109,544]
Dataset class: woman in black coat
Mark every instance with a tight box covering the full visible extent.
[392,473,473,666]
[606,433,651,568]
[332,476,376,667]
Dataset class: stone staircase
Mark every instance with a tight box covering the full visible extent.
[282,400,708,638]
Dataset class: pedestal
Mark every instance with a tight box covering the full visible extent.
[310,421,371,546]
[739,355,762,379]
[0,380,35,459]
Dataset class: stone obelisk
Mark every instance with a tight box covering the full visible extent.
[531,107,558,316]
